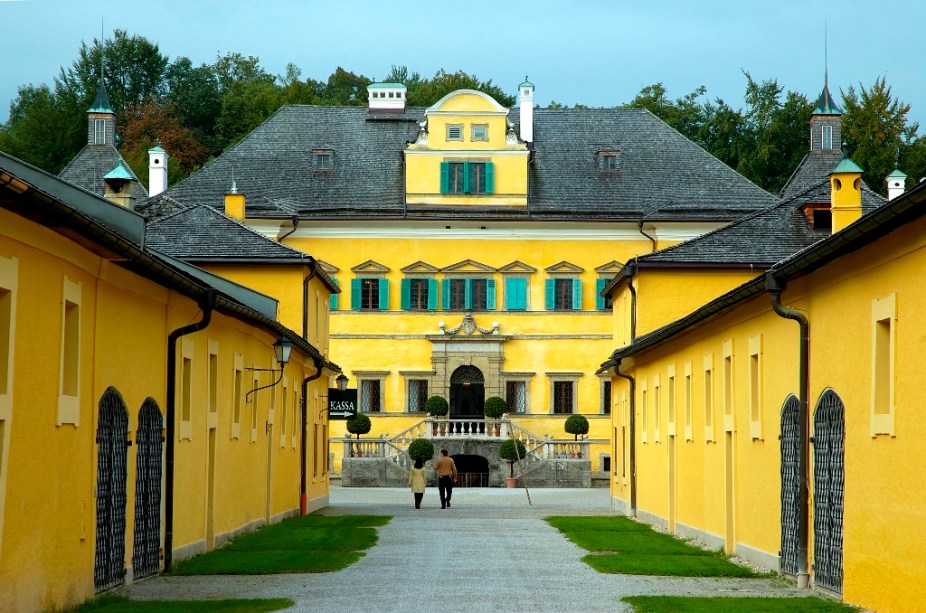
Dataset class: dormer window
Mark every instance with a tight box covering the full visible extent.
[471,124,488,142]
[822,125,833,150]
[800,203,832,231]
[446,124,463,141]
[598,150,621,174]
[313,149,333,171]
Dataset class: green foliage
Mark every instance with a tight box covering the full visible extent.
[424,395,448,416]
[407,438,435,462]
[564,414,589,440]
[64,594,294,613]
[404,68,515,107]
[483,396,507,418]
[499,438,526,463]
[622,596,857,613]
[346,412,371,439]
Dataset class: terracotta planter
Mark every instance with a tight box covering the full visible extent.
[505,477,517,488]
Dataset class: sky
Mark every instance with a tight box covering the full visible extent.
[2,0,925,130]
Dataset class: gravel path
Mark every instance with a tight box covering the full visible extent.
[120,486,810,612]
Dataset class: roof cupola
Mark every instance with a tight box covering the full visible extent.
[367,82,407,112]
[518,76,534,143]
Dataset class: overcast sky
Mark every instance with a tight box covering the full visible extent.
[2,0,924,130]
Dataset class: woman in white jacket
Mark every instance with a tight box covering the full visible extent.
[408,458,427,509]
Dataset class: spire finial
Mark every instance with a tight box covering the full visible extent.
[824,21,829,88]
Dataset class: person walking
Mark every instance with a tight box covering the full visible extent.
[408,458,427,509]
[433,448,458,509]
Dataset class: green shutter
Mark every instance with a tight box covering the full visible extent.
[596,278,607,310]
[485,162,494,194]
[440,161,449,194]
[464,278,472,310]
[442,278,450,310]
[400,278,411,310]
[330,277,339,310]
[462,161,470,193]
[572,278,582,310]
[486,278,496,310]
[378,278,389,311]
[350,278,361,310]
[507,277,527,311]
[428,278,438,310]
[545,279,555,310]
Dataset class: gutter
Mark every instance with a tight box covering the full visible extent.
[765,272,810,589]
[164,289,217,572]
[614,357,636,514]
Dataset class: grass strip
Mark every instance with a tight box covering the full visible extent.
[170,513,390,575]
[622,596,858,612]
[65,594,294,612]
[546,515,764,577]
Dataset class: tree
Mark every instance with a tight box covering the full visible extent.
[842,77,919,196]
[164,57,221,154]
[119,100,209,187]
[499,438,527,478]
[483,396,507,419]
[319,67,371,106]
[407,69,515,107]
[346,413,371,440]
[564,414,589,441]
[2,83,82,172]
[407,438,435,463]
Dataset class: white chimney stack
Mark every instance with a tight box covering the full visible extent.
[886,169,907,201]
[518,77,534,143]
[148,143,169,197]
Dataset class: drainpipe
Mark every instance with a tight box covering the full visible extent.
[624,261,638,340]
[164,289,217,572]
[765,272,810,589]
[278,215,300,242]
[614,357,637,515]
[300,358,325,515]
[298,259,321,515]
[637,221,657,253]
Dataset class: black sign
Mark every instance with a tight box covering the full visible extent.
[327,388,358,420]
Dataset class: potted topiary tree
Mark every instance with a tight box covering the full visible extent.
[499,438,527,487]
[483,396,506,436]
[407,438,435,465]
[564,414,589,458]
[425,395,449,435]
[346,412,372,456]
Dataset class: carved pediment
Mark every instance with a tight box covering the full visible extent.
[316,259,339,274]
[401,260,440,274]
[545,260,584,274]
[351,259,390,274]
[594,260,624,275]
[498,260,537,274]
[442,259,496,274]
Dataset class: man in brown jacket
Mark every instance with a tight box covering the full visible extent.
[433,448,458,509]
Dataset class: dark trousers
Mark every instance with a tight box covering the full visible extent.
[414,493,423,509]
[438,476,454,507]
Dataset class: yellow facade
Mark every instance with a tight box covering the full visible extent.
[0,159,333,613]
[606,184,926,612]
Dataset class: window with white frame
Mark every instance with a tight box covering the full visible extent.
[684,361,692,441]
[279,378,289,448]
[57,277,81,426]
[94,118,106,144]
[871,294,896,436]
[471,123,488,141]
[506,380,528,413]
[545,278,582,311]
[0,256,17,558]
[822,125,833,150]
[550,376,577,414]
[442,277,495,311]
[407,379,428,412]
[641,380,648,444]
[749,335,762,439]
[401,278,438,311]
[232,354,243,439]
[446,124,463,141]
[359,377,384,413]
[667,363,676,436]
[653,374,661,442]
[704,353,714,442]
[723,339,733,432]
[180,338,194,440]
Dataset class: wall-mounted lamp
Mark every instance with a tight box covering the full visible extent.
[245,337,293,402]
[336,373,349,391]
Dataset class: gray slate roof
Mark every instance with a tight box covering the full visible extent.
[146,205,312,262]
[152,105,779,222]
[59,145,148,202]
[779,150,882,209]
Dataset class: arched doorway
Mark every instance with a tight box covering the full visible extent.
[95,387,129,592]
[453,454,489,487]
[779,394,801,577]
[133,397,163,580]
[450,365,484,418]
[812,389,845,594]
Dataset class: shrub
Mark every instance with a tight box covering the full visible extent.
[407,438,435,462]
[564,414,589,440]
[424,395,449,417]
[346,413,371,439]
[483,396,507,419]
[499,438,528,477]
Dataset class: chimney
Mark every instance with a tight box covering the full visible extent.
[886,169,907,201]
[518,77,534,143]
[102,162,137,208]
[224,182,245,220]
[830,154,864,233]
[148,142,169,197]
[367,82,407,112]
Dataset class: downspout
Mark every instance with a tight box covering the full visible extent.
[278,215,300,242]
[765,272,810,589]
[625,261,638,340]
[300,358,325,515]
[299,259,321,515]
[637,221,657,253]
[164,288,217,572]
[614,357,637,515]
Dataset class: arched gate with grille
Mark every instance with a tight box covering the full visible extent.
[812,389,845,594]
[94,387,129,592]
[132,398,163,579]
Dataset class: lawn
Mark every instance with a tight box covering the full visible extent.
[545,516,765,577]
[623,596,858,612]
[170,514,390,575]
[64,594,294,612]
